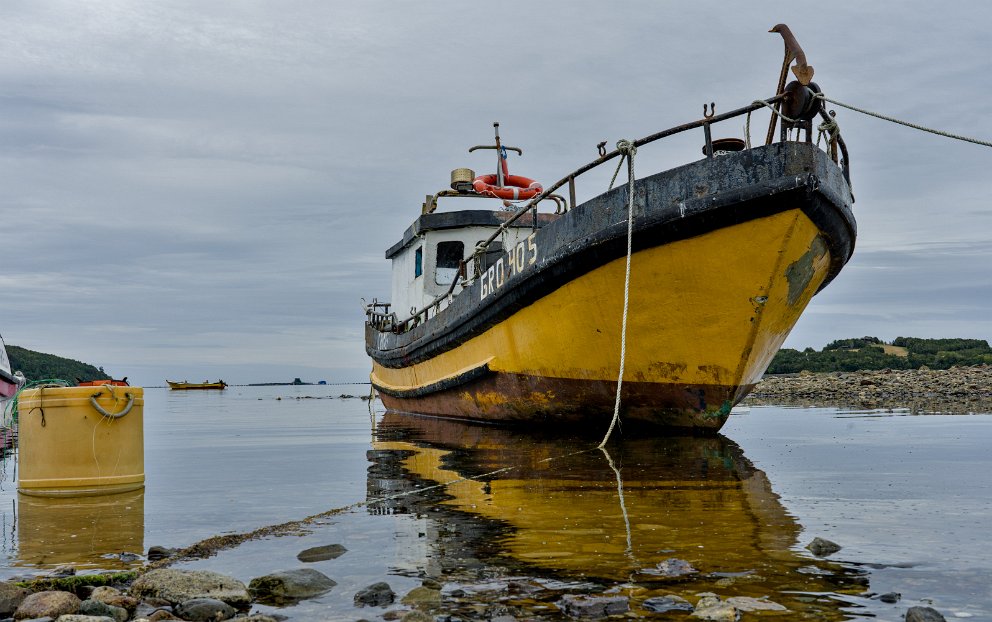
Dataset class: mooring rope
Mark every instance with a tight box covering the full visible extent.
[745,100,798,149]
[814,93,992,148]
[3,379,70,425]
[599,445,634,559]
[816,114,840,149]
[599,139,637,448]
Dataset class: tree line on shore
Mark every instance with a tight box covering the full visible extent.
[5,345,106,384]
[7,337,992,382]
[767,337,992,374]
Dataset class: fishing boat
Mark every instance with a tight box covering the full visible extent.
[77,378,129,387]
[167,380,227,390]
[364,25,856,431]
[1,334,24,405]
[1,335,24,449]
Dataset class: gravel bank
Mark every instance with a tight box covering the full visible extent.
[747,365,992,413]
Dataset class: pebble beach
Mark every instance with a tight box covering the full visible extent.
[748,364,992,413]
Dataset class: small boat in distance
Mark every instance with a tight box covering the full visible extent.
[167,380,227,390]
[364,25,856,432]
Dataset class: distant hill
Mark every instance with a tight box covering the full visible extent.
[768,337,992,373]
[5,345,109,384]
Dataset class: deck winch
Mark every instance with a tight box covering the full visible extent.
[450,167,476,192]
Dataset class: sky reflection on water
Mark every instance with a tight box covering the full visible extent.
[0,387,988,619]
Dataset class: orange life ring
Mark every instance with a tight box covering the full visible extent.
[473,174,543,201]
[78,379,129,387]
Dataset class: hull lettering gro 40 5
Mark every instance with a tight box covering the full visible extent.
[481,233,537,300]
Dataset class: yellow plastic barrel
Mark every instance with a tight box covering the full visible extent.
[18,385,144,497]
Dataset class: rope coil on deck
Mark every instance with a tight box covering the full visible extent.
[816,114,840,148]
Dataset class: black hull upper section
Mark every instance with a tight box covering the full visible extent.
[368,142,855,369]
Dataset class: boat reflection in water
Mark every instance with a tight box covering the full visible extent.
[369,412,867,617]
[15,489,144,572]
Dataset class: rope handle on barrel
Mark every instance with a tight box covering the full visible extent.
[89,385,136,419]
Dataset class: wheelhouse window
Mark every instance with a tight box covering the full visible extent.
[414,247,423,278]
[435,241,464,285]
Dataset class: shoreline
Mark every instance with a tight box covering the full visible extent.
[747,364,992,413]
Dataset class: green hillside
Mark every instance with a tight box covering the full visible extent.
[5,345,109,384]
[768,337,992,373]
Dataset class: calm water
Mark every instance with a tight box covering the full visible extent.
[0,386,989,620]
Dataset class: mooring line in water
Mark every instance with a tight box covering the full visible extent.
[598,446,635,561]
[599,139,637,448]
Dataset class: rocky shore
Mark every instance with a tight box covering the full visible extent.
[747,365,992,413]
[0,370,979,622]
[0,541,952,622]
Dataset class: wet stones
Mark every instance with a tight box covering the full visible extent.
[354,582,396,607]
[905,606,947,622]
[690,593,736,621]
[78,598,129,622]
[247,568,336,605]
[400,586,441,606]
[129,569,251,609]
[642,595,693,613]
[0,582,30,617]
[641,557,698,579]
[50,565,76,578]
[806,537,842,557]
[147,609,182,621]
[556,594,629,618]
[713,573,764,588]
[146,546,177,562]
[13,590,81,620]
[296,543,347,563]
[131,601,172,620]
[174,597,237,621]
[725,596,787,612]
[89,587,138,615]
[750,365,992,412]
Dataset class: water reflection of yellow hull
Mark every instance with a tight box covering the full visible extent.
[370,412,864,615]
[16,489,145,571]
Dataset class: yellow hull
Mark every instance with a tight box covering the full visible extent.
[372,208,831,428]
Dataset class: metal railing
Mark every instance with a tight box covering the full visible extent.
[367,86,849,335]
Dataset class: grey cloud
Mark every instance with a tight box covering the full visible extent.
[2,1,991,384]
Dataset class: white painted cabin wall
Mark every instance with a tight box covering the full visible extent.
[389,223,535,320]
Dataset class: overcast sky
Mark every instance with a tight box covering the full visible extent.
[2,1,991,386]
